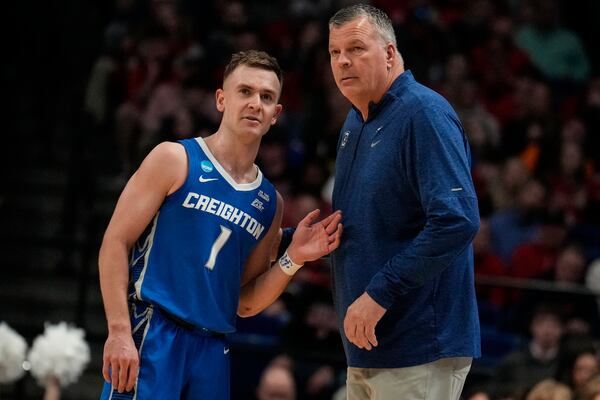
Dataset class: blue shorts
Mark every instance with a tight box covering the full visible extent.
[100,302,230,400]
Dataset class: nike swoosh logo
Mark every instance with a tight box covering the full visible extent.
[199,176,219,183]
[371,140,382,147]
[224,348,230,354]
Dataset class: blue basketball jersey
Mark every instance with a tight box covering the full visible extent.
[128,137,277,333]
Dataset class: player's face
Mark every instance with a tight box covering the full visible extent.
[329,17,391,106]
[216,65,282,139]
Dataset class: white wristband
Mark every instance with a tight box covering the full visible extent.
[278,251,303,276]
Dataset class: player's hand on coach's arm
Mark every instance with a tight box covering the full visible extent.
[102,329,139,393]
[344,292,386,351]
[286,209,343,264]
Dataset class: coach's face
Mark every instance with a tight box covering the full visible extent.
[328,17,392,109]
[216,65,282,140]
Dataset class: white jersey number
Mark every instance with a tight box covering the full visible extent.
[205,225,232,270]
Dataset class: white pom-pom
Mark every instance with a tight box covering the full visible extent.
[28,322,90,387]
[0,322,28,384]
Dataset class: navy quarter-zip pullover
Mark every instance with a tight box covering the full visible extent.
[331,70,481,368]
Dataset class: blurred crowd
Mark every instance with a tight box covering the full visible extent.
[83,0,600,399]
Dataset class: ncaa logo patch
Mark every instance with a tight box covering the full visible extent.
[200,160,214,173]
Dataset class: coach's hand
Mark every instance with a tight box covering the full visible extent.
[102,330,139,393]
[344,292,386,350]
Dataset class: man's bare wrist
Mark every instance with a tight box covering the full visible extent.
[108,322,131,334]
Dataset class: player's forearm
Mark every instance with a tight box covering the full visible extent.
[98,238,132,333]
[238,262,292,317]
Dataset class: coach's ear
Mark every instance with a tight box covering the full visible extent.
[271,104,283,125]
[215,88,225,112]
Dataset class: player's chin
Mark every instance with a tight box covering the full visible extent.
[239,126,269,139]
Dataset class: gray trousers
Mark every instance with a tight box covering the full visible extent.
[345,357,472,400]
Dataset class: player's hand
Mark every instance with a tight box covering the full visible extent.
[102,331,139,393]
[287,209,343,264]
[344,292,386,350]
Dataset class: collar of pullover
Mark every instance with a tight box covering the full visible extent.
[352,70,415,123]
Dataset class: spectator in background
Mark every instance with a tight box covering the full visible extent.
[548,141,588,226]
[510,210,566,280]
[515,245,599,336]
[489,177,545,264]
[255,364,296,400]
[453,79,501,167]
[525,379,572,400]
[469,14,532,125]
[570,352,600,397]
[491,157,531,211]
[473,218,508,309]
[495,306,564,397]
[555,333,598,393]
[515,0,590,84]
[580,374,600,400]
[500,77,558,175]
[463,390,493,400]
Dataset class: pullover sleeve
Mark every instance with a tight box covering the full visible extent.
[365,107,480,309]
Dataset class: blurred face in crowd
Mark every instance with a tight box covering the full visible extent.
[216,65,282,142]
[328,17,397,113]
[503,158,529,193]
[561,142,583,175]
[531,313,563,350]
[517,180,546,210]
[572,353,599,390]
[467,393,491,400]
[555,247,586,283]
[256,366,296,400]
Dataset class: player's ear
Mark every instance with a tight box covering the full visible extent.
[215,88,225,112]
[271,104,283,125]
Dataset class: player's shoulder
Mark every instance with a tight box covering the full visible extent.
[152,141,187,159]
[138,141,187,187]
[143,141,187,170]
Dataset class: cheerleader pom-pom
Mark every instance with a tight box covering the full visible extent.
[28,322,90,387]
[0,322,28,384]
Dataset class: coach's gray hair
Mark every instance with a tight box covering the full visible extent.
[329,4,397,48]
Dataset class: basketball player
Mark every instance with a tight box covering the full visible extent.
[98,50,342,400]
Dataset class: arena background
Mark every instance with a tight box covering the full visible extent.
[2,0,600,399]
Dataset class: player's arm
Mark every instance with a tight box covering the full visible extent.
[238,193,342,317]
[99,142,186,393]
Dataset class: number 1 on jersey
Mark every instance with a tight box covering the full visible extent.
[205,225,232,270]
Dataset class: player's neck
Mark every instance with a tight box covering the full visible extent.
[204,131,260,183]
